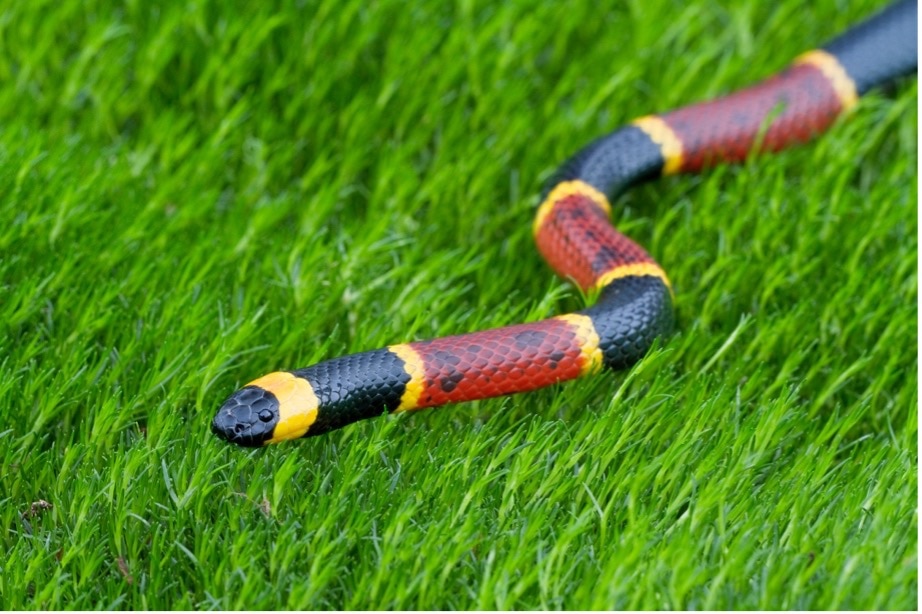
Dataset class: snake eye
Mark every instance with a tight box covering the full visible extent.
[258,409,274,422]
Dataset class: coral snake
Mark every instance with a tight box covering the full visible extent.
[213,0,917,447]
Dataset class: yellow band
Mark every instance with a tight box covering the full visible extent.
[533,180,612,235]
[795,50,858,111]
[594,262,672,293]
[555,314,604,376]
[248,371,320,444]
[389,344,426,412]
[632,115,684,175]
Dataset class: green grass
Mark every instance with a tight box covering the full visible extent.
[0,0,916,609]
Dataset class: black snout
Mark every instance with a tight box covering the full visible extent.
[211,386,280,447]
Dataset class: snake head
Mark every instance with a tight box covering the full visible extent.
[213,372,320,446]
[211,386,280,447]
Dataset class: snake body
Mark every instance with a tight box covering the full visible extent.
[213,0,917,447]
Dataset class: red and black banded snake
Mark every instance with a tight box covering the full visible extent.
[213,0,917,447]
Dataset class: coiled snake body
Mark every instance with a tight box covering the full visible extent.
[213,0,917,447]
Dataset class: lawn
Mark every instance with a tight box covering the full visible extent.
[0,0,916,609]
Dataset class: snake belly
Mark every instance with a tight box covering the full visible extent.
[213,0,917,447]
